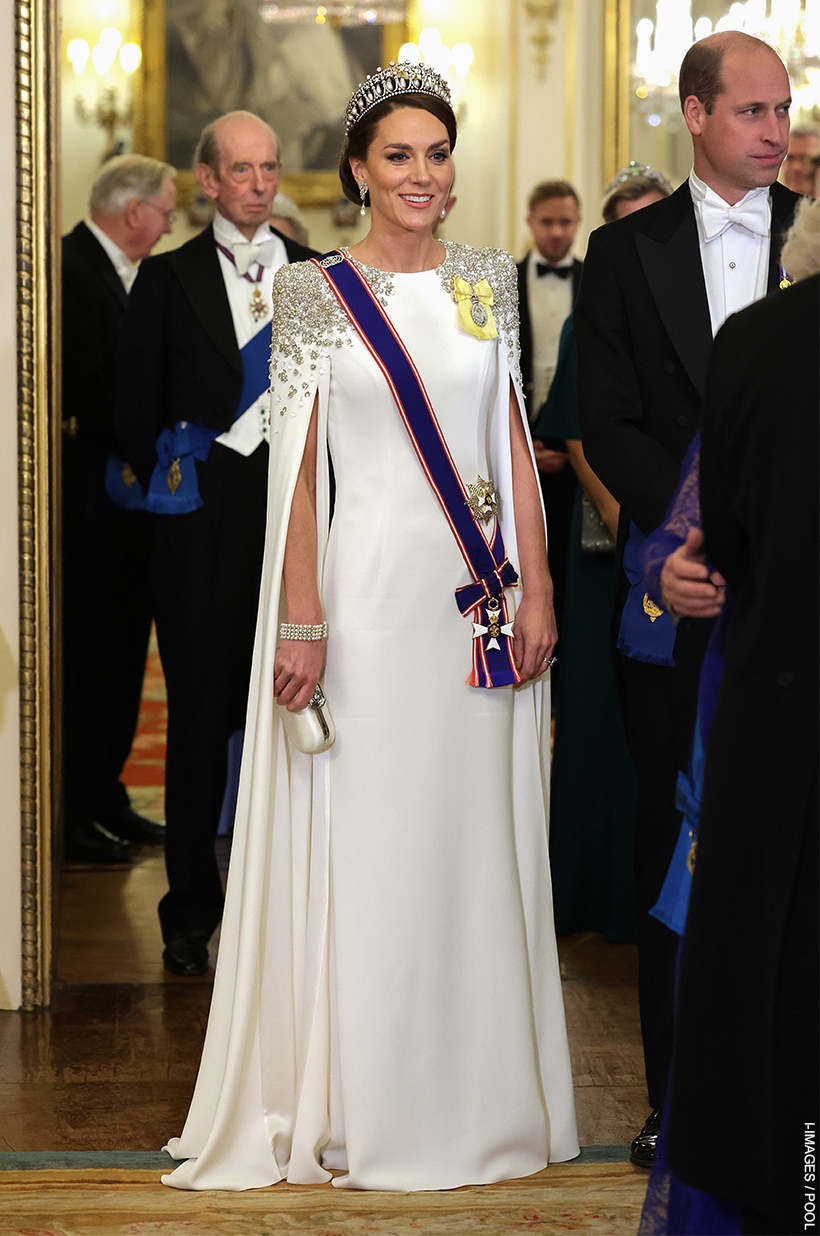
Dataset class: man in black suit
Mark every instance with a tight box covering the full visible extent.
[517,180,583,643]
[575,31,799,1164]
[117,112,316,977]
[661,262,819,1233]
[62,154,176,863]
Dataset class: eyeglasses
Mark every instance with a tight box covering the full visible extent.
[142,199,178,225]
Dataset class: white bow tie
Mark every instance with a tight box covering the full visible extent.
[699,194,769,241]
[231,235,277,276]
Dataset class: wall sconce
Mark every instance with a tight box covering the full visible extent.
[398,28,474,120]
[67,27,142,161]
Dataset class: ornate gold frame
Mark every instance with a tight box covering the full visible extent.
[17,0,60,1010]
[603,0,630,186]
[134,2,408,208]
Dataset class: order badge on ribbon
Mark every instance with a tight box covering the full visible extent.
[453,277,498,341]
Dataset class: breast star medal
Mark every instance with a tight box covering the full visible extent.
[472,596,515,652]
[466,475,501,524]
[249,285,269,322]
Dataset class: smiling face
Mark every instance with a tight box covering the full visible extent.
[196,115,280,239]
[684,44,791,204]
[348,106,453,235]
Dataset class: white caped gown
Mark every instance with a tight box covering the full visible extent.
[162,242,579,1193]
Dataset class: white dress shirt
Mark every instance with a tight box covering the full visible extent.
[85,218,140,292]
[526,249,574,415]
[213,213,288,456]
[689,169,771,336]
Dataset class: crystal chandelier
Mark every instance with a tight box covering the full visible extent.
[633,1,820,117]
[259,2,407,23]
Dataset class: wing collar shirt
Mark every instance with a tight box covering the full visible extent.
[689,169,771,336]
[85,218,140,293]
[526,249,574,417]
[213,212,288,456]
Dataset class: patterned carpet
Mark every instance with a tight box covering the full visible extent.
[0,1157,647,1235]
[122,634,166,822]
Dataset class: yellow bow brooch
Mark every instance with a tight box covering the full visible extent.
[453,277,498,341]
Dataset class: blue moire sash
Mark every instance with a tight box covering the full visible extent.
[144,325,271,515]
[617,523,677,666]
[104,453,146,511]
[313,250,521,689]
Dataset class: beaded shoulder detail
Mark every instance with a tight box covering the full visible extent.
[270,257,353,375]
[436,242,522,377]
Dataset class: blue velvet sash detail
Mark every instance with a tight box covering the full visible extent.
[104,453,146,511]
[313,250,521,688]
[616,523,677,666]
[144,324,271,515]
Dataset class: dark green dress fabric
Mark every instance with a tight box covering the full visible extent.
[535,318,638,943]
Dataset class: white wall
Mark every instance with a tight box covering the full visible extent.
[0,0,22,1010]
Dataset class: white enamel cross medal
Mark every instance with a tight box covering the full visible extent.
[472,596,514,652]
[249,285,269,322]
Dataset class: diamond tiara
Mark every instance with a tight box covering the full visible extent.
[344,62,453,135]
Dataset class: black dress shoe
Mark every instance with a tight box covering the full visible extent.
[163,932,210,977]
[630,1108,662,1168]
[98,807,166,845]
[65,820,132,864]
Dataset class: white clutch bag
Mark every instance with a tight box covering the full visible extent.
[279,683,336,755]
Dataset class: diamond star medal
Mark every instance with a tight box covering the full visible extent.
[466,475,501,524]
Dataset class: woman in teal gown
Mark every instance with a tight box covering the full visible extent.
[534,163,672,943]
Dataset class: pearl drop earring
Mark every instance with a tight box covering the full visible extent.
[359,182,368,217]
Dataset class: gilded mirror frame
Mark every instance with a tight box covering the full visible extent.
[135,1,408,208]
[604,0,630,186]
[17,0,60,1010]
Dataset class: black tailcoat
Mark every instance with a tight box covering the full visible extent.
[517,254,583,638]
[573,179,800,1110]
[115,224,316,942]
[667,274,819,1228]
[61,222,152,835]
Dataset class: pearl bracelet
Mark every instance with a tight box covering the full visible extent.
[279,621,328,642]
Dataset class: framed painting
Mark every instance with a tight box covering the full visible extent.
[135,0,408,206]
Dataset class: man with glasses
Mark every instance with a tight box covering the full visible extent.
[63,154,176,863]
[117,111,315,977]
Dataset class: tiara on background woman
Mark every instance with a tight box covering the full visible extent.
[604,160,672,195]
[344,62,453,134]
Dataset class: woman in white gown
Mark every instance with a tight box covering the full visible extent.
[162,64,578,1193]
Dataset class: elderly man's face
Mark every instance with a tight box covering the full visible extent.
[131,177,177,259]
[781,132,820,197]
[685,45,791,203]
[199,117,280,239]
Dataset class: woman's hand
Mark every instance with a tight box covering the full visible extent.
[660,528,726,619]
[274,637,326,713]
[512,591,558,683]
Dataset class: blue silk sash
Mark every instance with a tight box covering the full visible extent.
[104,453,146,511]
[617,522,677,666]
[144,325,271,515]
[313,250,521,689]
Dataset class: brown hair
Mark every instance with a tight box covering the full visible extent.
[339,95,457,207]
[527,179,580,214]
[602,172,672,223]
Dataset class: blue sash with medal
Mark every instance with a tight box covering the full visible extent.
[313,250,521,689]
[616,522,678,666]
[144,326,271,514]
